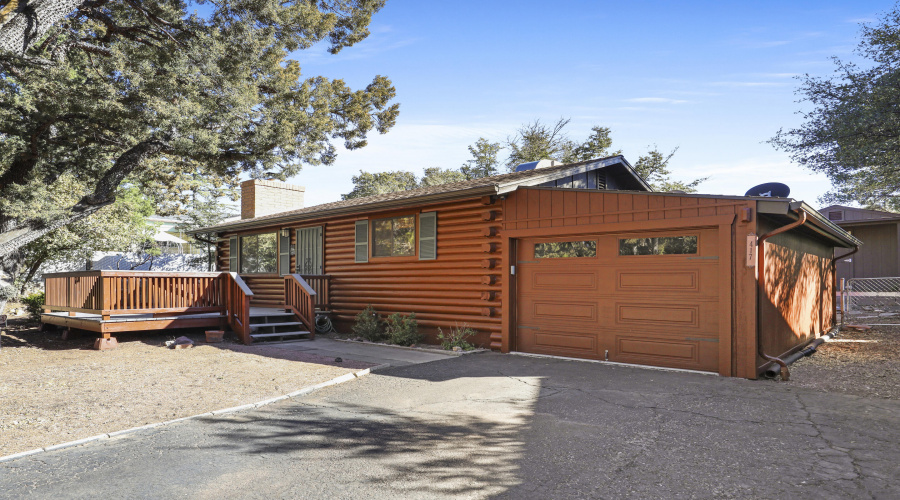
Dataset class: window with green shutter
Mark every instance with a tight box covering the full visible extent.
[354,220,369,263]
[418,212,437,260]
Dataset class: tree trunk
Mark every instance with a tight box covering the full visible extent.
[0,136,170,259]
[0,0,88,56]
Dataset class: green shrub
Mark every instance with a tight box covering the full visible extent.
[0,285,17,302]
[437,323,477,351]
[384,312,421,346]
[352,305,384,341]
[22,292,45,321]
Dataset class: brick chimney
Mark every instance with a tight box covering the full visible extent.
[240,179,306,219]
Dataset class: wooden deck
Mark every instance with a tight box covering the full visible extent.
[41,307,289,334]
[41,271,324,346]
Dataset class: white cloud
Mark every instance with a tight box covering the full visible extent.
[846,17,876,24]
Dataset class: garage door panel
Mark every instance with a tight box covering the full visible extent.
[516,227,725,373]
[618,269,698,291]
[533,271,598,290]
[614,301,718,334]
[615,335,719,372]
[516,328,598,356]
[532,300,598,321]
[520,264,718,297]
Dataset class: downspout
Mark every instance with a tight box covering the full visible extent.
[757,209,808,381]
[830,246,859,326]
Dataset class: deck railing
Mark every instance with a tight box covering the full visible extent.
[43,271,226,316]
[299,274,331,311]
[223,272,254,344]
[285,274,316,337]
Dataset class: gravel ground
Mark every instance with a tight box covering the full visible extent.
[786,325,900,400]
[0,316,373,457]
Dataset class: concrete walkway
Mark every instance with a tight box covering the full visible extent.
[2,353,899,498]
[268,337,459,367]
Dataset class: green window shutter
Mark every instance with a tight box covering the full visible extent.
[419,212,437,260]
[354,220,369,263]
[228,236,238,272]
[278,231,291,275]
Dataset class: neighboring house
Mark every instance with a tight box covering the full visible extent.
[819,205,900,281]
[191,155,859,379]
[146,215,202,255]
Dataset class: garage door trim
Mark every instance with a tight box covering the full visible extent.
[500,213,735,376]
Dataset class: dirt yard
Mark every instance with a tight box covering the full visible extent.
[787,325,900,400]
[0,316,373,457]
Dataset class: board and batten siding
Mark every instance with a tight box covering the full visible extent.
[758,216,836,369]
[502,188,761,378]
[216,195,504,347]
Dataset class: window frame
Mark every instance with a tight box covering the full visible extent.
[238,231,280,274]
[533,239,599,259]
[369,211,419,261]
[616,234,700,257]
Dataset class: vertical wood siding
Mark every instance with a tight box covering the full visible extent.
[758,217,835,369]
[503,188,760,377]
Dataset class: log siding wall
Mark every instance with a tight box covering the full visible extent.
[216,196,503,347]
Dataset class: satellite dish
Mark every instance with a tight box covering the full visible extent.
[745,182,790,198]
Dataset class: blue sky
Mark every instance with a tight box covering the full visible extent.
[284,0,886,207]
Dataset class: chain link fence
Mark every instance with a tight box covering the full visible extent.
[844,277,900,325]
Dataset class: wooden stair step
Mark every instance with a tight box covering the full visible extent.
[250,322,303,329]
[250,331,311,339]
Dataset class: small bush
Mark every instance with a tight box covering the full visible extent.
[437,323,477,351]
[384,312,421,346]
[0,285,17,302]
[352,305,383,341]
[22,292,45,321]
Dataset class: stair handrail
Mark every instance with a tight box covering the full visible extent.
[223,272,254,344]
[285,274,317,338]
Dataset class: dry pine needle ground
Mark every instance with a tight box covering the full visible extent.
[0,318,371,457]
[784,325,900,400]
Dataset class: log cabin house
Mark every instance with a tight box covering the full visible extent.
[42,155,860,379]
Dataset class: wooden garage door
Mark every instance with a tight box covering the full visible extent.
[515,228,723,372]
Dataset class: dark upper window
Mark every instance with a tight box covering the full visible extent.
[240,233,277,273]
[372,215,416,257]
[535,241,597,259]
[828,211,844,221]
[618,235,698,256]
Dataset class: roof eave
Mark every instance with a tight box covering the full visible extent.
[792,201,862,247]
[189,184,499,235]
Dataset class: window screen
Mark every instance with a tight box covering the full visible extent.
[239,233,277,273]
[372,215,416,257]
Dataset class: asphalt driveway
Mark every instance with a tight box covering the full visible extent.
[2,353,898,499]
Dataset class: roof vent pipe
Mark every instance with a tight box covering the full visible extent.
[514,159,561,172]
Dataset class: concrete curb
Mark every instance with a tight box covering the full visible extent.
[0,363,390,465]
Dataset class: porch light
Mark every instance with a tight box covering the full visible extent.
[281,229,290,238]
